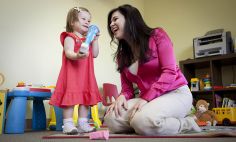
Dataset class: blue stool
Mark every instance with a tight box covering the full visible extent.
[5,88,51,134]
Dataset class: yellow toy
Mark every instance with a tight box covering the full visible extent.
[0,90,7,134]
[0,73,7,134]
[213,107,236,126]
[73,105,79,124]
[91,105,102,129]
[190,78,200,91]
[203,74,212,90]
[48,106,57,130]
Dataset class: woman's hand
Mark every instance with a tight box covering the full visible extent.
[106,94,128,117]
[130,99,147,119]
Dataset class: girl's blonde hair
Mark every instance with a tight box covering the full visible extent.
[66,7,90,32]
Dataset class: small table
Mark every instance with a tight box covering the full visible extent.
[5,87,51,134]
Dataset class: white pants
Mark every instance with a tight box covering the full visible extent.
[104,85,193,135]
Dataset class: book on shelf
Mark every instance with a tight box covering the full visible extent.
[221,97,235,108]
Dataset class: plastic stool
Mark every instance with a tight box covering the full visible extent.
[5,88,51,134]
[32,98,47,130]
[5,90,28,133]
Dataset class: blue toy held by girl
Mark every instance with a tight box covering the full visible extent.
[80,25,99,54]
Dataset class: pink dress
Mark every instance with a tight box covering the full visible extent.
[49,32,102,107]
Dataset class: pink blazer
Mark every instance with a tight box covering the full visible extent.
[120,28,188,101]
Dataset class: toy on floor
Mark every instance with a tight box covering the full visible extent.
[91,105,102,129]
[89,130,109,140]
[48,106,57,130]
[73,105,79,124]
[194,99,217,126]
[212,107,236,126]
[79,25,99,54]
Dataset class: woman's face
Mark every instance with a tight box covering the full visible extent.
[73,11,91,34]
[110,11,125,40]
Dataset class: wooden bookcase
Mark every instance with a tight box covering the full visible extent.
[179,53,236,109]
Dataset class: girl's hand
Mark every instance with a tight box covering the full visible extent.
[93,32,100,41]
[91,32,99,57]
[130,99,147,120]
[106,94,128,117]
[77,51,89,58]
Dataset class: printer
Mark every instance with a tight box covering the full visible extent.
[193,31,233,58]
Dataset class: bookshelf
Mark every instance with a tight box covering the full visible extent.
[179,53,236,109]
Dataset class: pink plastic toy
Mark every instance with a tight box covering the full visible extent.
[89,130,109,140]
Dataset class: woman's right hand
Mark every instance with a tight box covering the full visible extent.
[106,94,128,117]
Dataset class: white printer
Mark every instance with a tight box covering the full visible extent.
[193,31,233,58]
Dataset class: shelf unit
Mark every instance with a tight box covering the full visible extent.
[179,53,236,108]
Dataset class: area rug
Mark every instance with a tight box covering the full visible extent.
[42,126,236,139]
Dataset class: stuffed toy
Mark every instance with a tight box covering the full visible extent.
[193,99,217,126]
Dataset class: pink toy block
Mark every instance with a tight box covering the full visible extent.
[89,130,109,140]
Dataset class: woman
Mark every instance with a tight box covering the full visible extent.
[104,4,201,136]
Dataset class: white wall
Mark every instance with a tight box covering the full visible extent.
[144,0,236,62]
[0,0,144,91]
[0,0,78,88]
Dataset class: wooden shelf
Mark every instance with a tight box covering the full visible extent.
[179,53,236,108]
[213,87,236,92]
[180,53,236,64]
[192,87,236,92]
[191,90,213,93]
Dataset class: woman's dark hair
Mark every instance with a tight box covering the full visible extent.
[107,4,154,73]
